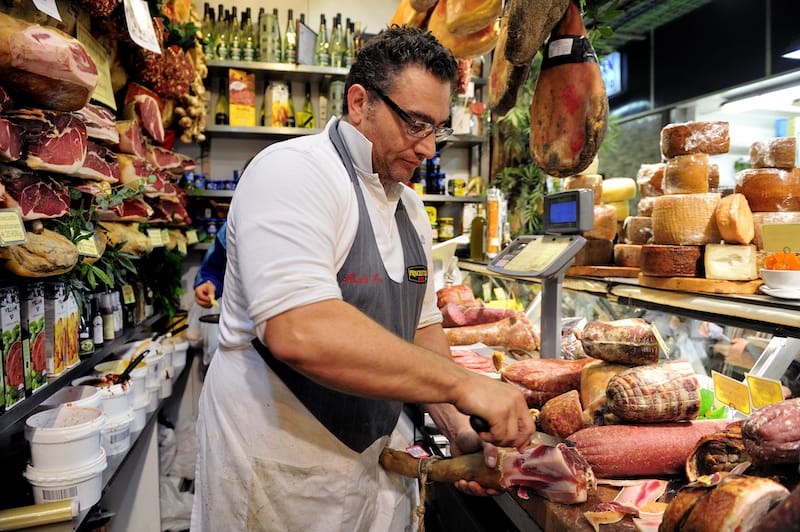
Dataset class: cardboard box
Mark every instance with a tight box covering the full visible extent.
[0,287,23,409]
[267,81,290,127]
[20,282,46,395]
[44,282,70,378]
[229,68,256,127]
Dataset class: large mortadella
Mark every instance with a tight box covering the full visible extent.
[529,1,608,177]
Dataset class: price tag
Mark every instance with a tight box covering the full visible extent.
[712,371,751,415]
[161,228,170,246]
[76,231,100,258]
[147,228,164,247]
[761,223,800,253]
[32,0,62,20]
[76,22,116,110]
[745,374,784,409]
[186,229,199,244]
[177,239,187,255]
[123,0,162,54]
[121,284,136,305]
[404,445,430,459]
[0,210,27,246]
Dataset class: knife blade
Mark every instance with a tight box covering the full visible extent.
[469,415,576,447]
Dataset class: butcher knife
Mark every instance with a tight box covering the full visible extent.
[469,415,576,447]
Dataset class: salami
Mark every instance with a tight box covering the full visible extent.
[741,398,800,465]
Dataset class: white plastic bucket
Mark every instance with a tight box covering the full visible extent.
[145,383,159,413]
[131,395,148,434]
[101,410,134,456]
[25,448,107,509]
[95,360,148,405]
[144,351,163,389]
[159,340,173,369]
[25,406,106,470]
[71,376,132,419]
[170,339,188,370]
[40,386,101,411]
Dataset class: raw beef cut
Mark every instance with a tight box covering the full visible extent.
[125,94,164,144]
[145,145,181,170]
[117,154,165,195]
[116,120,147,159]
[0,118,24,162]
[148,198,190,225]
[5,109,88,174]
[75,141,120,183]
[0,164,70,220]
[0,12,98,111]
[74,103,119,144]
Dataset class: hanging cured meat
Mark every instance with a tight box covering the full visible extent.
[0,13,98,112]
[427,0,499,60]
[487,8,530,116]
[505,0,569,67]
[529,1,608,177]
[445,0,501,36]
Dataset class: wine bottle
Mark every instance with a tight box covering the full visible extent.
[201,3,216,60]
[283,9,296,64]
[470,203,487,261]
[229,6,242,61]
[343,18,354,68]
[270,8,282,62]
[297,82,315,128]
[242,8,256,61]
[255,7,265,61]
[215,78,229,125]
[314,14,330,67]
[331,14,344,68]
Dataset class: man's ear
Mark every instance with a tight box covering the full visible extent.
[346,84,369,126]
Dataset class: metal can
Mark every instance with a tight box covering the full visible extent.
[438,217,454,241]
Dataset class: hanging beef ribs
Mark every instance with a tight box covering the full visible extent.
[0,12,98,111]
[75,141,120,183]
[529,1,608,177]
[0,164,70,220]
[4,109,88,175]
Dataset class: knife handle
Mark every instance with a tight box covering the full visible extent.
[469,415,490,433]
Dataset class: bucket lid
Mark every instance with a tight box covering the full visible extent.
[25,448,108,483]
[40,386,100,409]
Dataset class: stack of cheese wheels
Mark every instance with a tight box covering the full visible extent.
[736,137,800,251]
[614,164,661,268]
[643,121,731,278]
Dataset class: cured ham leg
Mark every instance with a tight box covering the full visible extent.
[380,443,596,504]
[529,1,608,177]
[444,313,540,352]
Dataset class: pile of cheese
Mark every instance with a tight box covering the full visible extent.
[629,121,799,281]
[560,158,638,266]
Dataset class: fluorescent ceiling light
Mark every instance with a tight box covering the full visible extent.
[783,39,800,59]
[720,85,800,114]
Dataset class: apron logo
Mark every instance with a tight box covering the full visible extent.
[407,265,428,284]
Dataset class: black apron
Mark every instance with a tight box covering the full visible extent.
[253,120,428,452]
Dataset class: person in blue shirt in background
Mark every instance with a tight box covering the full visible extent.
[193,222,227,309]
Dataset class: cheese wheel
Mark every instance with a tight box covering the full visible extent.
[637,163,665,198]
[750,137,796,169]
[637,196,656,217]
[584,204,618,241]
[573,239,613,266]
[607,200,629,222]
[663,154,709,194]
[704,244,758,280]
[622,216,653,245]
[735,167,800,212]
[640,244,702,277]
[652,193,721,245]
[613,243,642,267]
[660,121,730,158]
[716,193,754,245]
[601,177,637,203]
[564,174,603,204]
[752,211,800,249]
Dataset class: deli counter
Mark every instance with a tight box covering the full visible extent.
[415,260,800,532]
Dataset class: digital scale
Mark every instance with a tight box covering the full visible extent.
[488,189,594,358]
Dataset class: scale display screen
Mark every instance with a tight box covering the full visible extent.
[489,235,585,278]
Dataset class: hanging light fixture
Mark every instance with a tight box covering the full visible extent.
[782,38,800,60]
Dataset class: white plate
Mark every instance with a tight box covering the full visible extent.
[759,285,800,300]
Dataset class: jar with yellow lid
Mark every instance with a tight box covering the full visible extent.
[438,217,454,241]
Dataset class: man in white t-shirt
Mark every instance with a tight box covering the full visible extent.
[191,26,535,532]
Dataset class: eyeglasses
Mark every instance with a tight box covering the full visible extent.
[368,86,453,142]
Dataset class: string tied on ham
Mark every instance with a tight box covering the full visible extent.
[415,455,441,532]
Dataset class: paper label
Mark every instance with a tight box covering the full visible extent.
[121,284,136,305]
[76,231,100,257]
[761,223,800,253]
[32,0,61,21]
[147,228,164,247]
[746,373,784,409]
[177,239,187,255]
[0,210,27,246]
[76,23,116,110]
[712,371,751,414]
[123,0,162,54]
[548,38,574,58]
[186,229,199,244]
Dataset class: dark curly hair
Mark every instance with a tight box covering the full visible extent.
[342,25,458,115]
